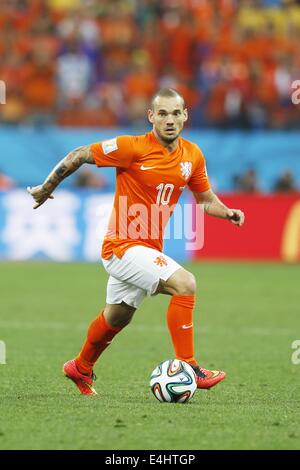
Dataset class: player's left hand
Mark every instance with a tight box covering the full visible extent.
[226,209,245,226]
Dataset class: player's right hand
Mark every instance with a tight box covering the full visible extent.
[27,185,54,209]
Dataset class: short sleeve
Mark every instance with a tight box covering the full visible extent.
[188,148,211,193]
[90,135,136,168]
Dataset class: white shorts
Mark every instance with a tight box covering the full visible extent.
[101,245,181,309]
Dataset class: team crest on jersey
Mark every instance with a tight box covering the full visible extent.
[180,161,192,180]
[102,138,118,154]
[154,255,168,267]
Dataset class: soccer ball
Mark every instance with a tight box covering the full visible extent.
[150,359,197,403]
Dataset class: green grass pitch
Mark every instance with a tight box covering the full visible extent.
[0,261,299,450]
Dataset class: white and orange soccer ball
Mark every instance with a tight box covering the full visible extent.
[150,359,197,403]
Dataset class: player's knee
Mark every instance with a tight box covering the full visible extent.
[174,271,196,296]
[109,315,133,328]
[104,303,136,329]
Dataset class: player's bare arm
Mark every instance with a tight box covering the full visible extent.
[193,189,245,226]
[27,145,95,209]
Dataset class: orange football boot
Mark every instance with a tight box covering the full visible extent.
[63,359,97,396]
[191,365,226,389]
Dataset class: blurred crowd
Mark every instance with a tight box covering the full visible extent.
[233,168,299,192]
[0,0,300,129]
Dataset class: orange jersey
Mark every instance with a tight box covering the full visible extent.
[90,131,210,259]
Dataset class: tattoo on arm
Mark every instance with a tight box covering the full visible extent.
[42,145,94,193]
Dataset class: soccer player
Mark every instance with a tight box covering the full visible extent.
[27,88,245,396]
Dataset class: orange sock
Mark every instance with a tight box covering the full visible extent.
[167,295,197,366]
[75,311,123,376]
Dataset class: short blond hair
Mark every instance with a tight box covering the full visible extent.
[151,88,185,109]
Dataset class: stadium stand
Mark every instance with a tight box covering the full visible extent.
[0,0,300,129]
